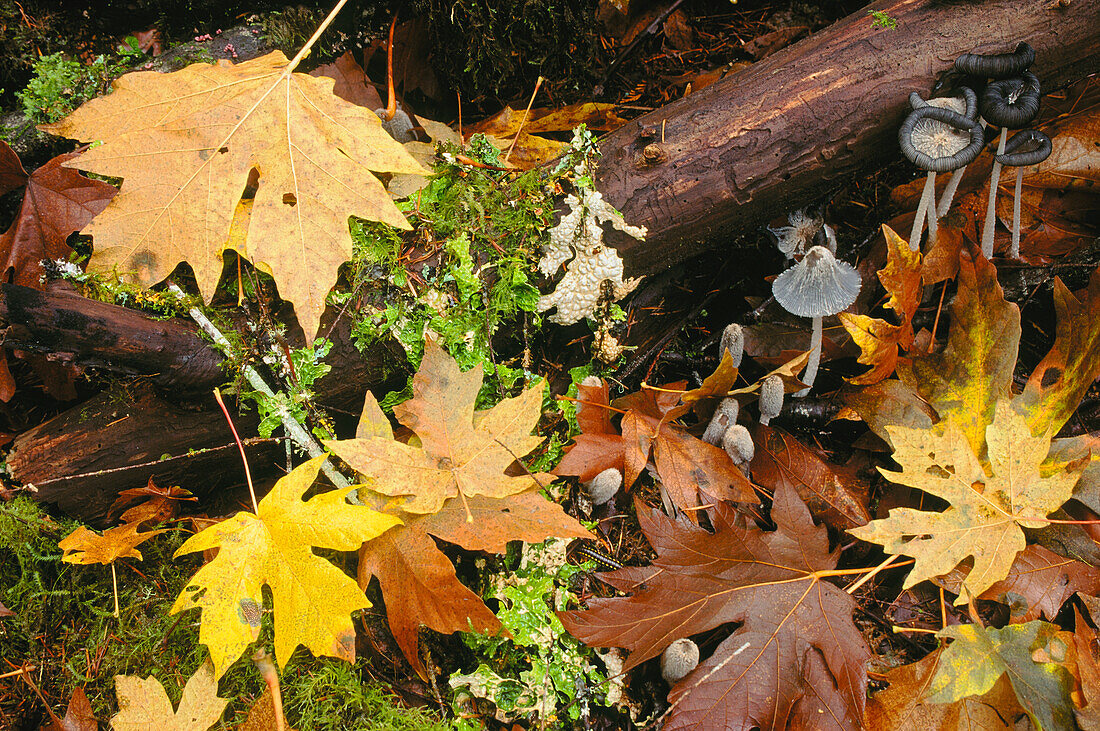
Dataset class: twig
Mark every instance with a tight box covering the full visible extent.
[505,76,544,164]
[166,282,351,492]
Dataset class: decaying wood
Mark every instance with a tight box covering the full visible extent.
[598,0,1100,275]
[10,385,285,525]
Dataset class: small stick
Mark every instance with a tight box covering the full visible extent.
[456,90,463,140]
[111,563,120,618]
[214,387,259,513]
[845,553,903,594]
[504,76,544,164]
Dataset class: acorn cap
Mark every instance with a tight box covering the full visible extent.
[660,639,700,683]
[995,129,1052,167]
[772,246,861,318]
[981,71,1041,129]
[899,105,985,173]
[955,42,1035,79]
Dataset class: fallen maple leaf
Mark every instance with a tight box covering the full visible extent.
[897,245,1020,457]
[108,477,196,525]
[938,544,1100,623]
[849,400,1081,604]
[839,225,922,385]
[170,455,401,678]
[866,646,1026,730]
[929,621,1075,730]
[466,103,627,170]
[41,51,426,341]
[326,339,548,514]
[1071,607,1100,729]
[59,522,165,565]
[111,660,228,731]
[559,484,870,730]
[54,687,98,731]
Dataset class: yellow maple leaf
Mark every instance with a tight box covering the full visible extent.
[111,660,228,731]
[40,51,426,341]
[170,455,401,678]
[326,340,547,515]
[848,400,1081,604]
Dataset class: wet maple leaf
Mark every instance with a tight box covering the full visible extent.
[40,51,426,341]
[0,143,116,289]
[929,621,1075,730]
[59,522,166,565]
[170,455,401,678]
[839,225,922,385]
[849,401,1081,604]
[866,646,1026,730]
[326,340,548,514]
[111,661,227,731]
[560,484,870,730]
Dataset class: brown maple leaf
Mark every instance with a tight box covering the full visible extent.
[0,145,116,289]
[53,687,99,731]
[108,477,197,525]
[559,484,870,730]
[327,340,547,514]
[41,51,425,341]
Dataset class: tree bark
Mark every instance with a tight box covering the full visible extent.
[597,0,1100,275]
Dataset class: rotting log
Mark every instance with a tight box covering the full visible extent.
[9,385,285,525]
[598,0,1100,276]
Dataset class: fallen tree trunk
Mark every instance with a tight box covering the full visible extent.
[598,0,1100,275]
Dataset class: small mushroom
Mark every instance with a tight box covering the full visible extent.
[721,424,754,475]
[703,397,739,445]
[908,87,979,218]
[772,246,862,396]
[955,42,1035,80]
[720,323,744,367]
[995,129,1052,259]
[979,70,1041,258]
[584,467,622,506]
[898,105,984,250]
[768,209,825,259]
[660,639,700,683]
[758,375,784,426]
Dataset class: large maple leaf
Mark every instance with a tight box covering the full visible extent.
[111,661,228,731]
[328,349,589,671]
[40,51,426,341]
[560,484,870,730]
[326,340,548,514]
[849,400,1081,604]
[171,455,402,679]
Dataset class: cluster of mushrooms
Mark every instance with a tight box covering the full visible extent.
[900,42,1052,257]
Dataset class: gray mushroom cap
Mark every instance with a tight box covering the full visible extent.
[772,246,861,318]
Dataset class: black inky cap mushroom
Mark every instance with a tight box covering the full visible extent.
[995,129,1053,259]
[772,245,861,396]
[899,105,984,251]
[909,87,979,218]
[979,70,1042,258]
[955,42,1035,79]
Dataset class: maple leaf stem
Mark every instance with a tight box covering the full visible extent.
[555,394,628,415]
[845,553,904,594]
[285,0,353,73]
[111,562,119,618]
[504,75,544,164]
[214,387,259,513]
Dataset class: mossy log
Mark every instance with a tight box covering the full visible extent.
[597,0,1100,275]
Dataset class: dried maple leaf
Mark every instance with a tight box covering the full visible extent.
[866,646,1025,730]
[330,360,589,672]
[839,225,922,385]
[59,522,165,565]
[1072,607,1100,729]
[108,477,196,525]
[41,51,426,341]
[170,455,401,678]
[929,621,1075,730]
[560,484,870,730]
[111,661,227,731]
[849,400,1081,604]
[938,544,1100,623]
[326,340,548,514]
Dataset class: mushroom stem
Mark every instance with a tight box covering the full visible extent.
[908,172,937,251]
[980,128,1009,258]
[1008,166,1025,259]
[936,166,966,217]
[796,316,823,397]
